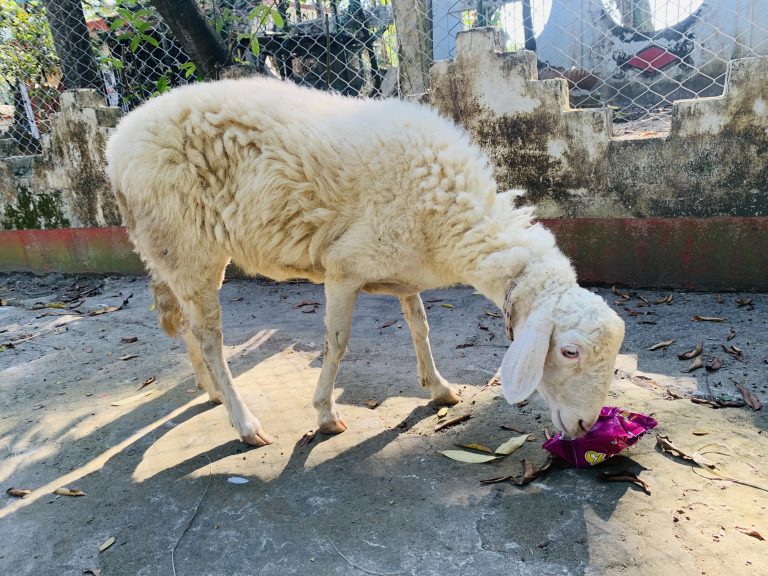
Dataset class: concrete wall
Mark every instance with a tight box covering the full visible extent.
[0,90,121,231]
[429,28,768,218]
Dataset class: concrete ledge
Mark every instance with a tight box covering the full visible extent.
[1,219,766,290]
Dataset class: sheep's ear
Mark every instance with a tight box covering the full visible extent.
[500,306,554,403]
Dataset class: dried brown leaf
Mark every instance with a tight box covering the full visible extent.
[83,568,102,576]
[736,386,762,411]
[440,303,455,309]
[495,435,532,455]
[485,311,501,319]
[501,424,525,433]
[515,457,554,486]
[137,376,156,391]
[726,327,736,341]
[436,407,449,419]
[611,286,630,300]
[516,400,529,408]
[121,336,138,343]
[365,399,379,409]
[301,308,315,314]
[735,298,753,307]
[637,296,650,306]
[294,300,320,308]
[119,354,139,361]
[649,339,674,351]
[723,345,744,362]
[693,315,725,322]
[88,297,130,316]
[596,470,651,495]
[6,487,31,498]
[53,487,86,497]
[45,302,66,309]
[705,357,722,372]
[682,356,703,373]
[678,342,703,360]
[98,536,115,552]
[425,298,443,303]
[690,396,745,409]
[653,294,673,305]
[692,430,709,436]
[379,319,397,329]
[297,430,316,447]
[440,450,498,463]
[480,475,514,484]
[435,413,470,432]
[657,435,694,460]
[457,443,493,453]
[735,527,765,541]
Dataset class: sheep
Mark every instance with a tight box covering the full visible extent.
[106,77,625,447]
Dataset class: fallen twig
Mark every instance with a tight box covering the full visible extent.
[326,536,401,576]
[171,454,213,576]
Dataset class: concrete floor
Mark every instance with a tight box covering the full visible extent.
[1,274,766,576]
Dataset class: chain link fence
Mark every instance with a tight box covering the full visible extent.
[2,0,767,156]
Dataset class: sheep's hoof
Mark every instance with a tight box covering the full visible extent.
[208,393,223,405]
[242,429,274,447]
[433,388,462,406]
[318,418,347,434]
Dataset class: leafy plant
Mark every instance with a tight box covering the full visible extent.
[0,0,59,93]
[109,0,159,54]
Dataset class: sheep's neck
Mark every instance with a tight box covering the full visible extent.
[447,219,577,318]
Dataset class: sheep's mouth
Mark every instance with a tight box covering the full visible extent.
[553,409,570,439]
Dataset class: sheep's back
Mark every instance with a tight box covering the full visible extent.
[106,78,498,284]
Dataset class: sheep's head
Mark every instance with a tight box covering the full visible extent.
[500,287,625,438]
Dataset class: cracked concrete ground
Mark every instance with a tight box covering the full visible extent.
[1,273,766,576]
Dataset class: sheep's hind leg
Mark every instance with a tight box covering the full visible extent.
[180,281,273,446]
[313,280,359,434]
[400,293,461,406]
[183,326,223,404]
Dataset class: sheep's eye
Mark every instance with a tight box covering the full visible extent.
[561,346,580,359]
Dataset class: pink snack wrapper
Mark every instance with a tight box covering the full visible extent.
[542,406,658,467]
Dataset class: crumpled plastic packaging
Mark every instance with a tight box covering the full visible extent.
[542,406,658,467]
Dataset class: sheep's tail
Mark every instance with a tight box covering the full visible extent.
[150,279,183,338]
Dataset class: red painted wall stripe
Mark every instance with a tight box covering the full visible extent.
[1,219,767,290]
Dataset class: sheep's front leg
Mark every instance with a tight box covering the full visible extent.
[183,289,273,447]
[313,280,359,434]
[400,293,461,406]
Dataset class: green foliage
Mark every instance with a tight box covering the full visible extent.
[0,0,59,92]
[152,73,169,95]
[178,60,196,79]
[217,4,285,59]
[110,0,159,54]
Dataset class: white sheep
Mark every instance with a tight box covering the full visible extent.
[106,77,625,446]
